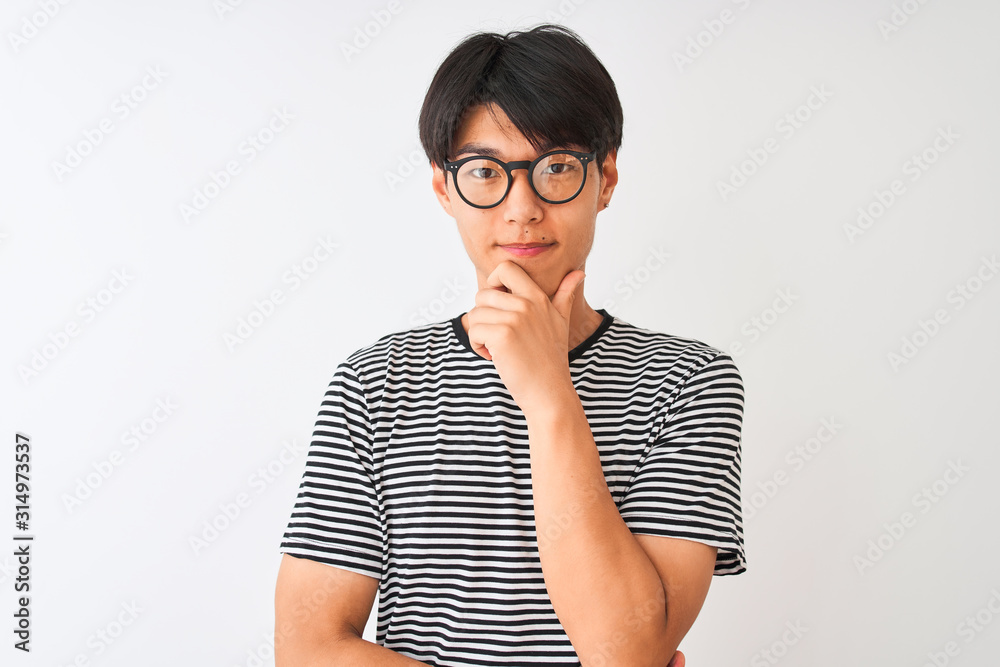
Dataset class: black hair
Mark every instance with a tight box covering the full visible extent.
[418,24,623,170]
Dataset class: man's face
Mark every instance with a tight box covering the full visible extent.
[431,104,617,298]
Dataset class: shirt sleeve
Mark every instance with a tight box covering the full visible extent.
[617,350,747,576]
[279,361,384,580]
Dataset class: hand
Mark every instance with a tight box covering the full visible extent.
[466,261,585,411]
[667,649,685,667]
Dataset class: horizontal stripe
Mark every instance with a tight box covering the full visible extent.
[280,309,745,665]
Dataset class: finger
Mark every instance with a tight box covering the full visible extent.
[466,320,515,362]
[471,341,491,361]
[466,304,519,327]
[486,260,544,298]
[550,270,585,321]
[466,312,492,360]
[474,287,522,310]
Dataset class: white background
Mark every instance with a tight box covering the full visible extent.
[2,0,999,665]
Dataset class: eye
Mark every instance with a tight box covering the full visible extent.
[543,161,577,175]
[470,167,499,179]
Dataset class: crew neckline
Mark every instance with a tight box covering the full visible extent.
[450,309,614,362]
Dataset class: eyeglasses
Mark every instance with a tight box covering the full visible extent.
[443,149,597,209]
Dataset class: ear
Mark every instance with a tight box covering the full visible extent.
[431,163,455,218]
[597,149,618,210]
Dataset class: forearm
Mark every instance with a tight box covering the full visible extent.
[525,385,672,666]
[283,635,429,666]
[336,636,429,666]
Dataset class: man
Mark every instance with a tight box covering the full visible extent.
[274,24,745,666]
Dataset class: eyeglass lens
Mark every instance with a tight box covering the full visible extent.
[454,152,585,207]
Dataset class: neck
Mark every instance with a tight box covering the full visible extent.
[460,290,603,353]
[566,293,603,351]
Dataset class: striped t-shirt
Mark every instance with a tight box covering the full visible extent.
[279,308,746,665]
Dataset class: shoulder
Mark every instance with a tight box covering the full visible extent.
[341,317,461,373]
[599,315,743,411]
[600,314,739,380]
[319,318,461,407]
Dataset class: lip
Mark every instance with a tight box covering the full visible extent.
[499,243,554,257]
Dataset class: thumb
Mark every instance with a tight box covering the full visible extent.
[551,270,585,322]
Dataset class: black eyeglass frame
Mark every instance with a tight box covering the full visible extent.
[443,149,598,209]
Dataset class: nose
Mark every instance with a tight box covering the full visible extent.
[502,166,543,224]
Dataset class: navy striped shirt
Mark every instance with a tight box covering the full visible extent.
[279,308,746,665]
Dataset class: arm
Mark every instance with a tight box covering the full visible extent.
[466,262,743,665]
[634,534,715,657]
[274,554,428,666]
[526,389,715,666]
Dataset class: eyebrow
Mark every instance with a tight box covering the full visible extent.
[452,139,565,160]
